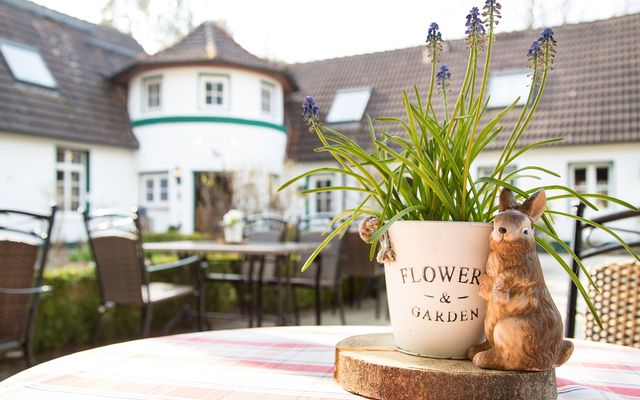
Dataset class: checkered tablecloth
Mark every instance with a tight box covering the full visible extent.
[1,326,638,399]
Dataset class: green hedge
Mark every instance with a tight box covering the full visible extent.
[142,231,211,243]
[35,266,141,352]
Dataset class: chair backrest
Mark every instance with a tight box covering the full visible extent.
[244,214,288,243]
[82,209,147,307]
[566,202,640,338]
[239,215,288,279]
[0,206,57,345]
[296,231,344,284]
[584,260,640,347]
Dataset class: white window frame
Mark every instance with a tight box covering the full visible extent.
[326,88,372,123]
[56,148,87,212]
[199,74,229,110]
[261,81,275,115]
[0,39,57,88]
[307,174,335,220]
[487,70,530,109]
[141,75,162,113]
[140,173,170,207]
[569,162,613,210]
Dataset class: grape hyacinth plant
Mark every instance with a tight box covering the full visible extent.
[279,2,639,324]
[302,95,320,128]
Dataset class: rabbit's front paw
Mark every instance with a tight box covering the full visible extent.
[492,276,511,304]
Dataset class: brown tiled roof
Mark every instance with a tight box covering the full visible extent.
[286,12,640,162]
[0,0,142,148]
[113,21,297,93]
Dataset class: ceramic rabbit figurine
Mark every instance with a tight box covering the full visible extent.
[467,188,573,371]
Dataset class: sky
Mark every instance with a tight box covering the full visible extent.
[31,0,640,63]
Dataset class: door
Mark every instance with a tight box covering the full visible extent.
[193,171,233,236]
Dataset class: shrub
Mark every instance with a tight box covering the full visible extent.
[34,266,139,353]
[142,231,211,243]
[67,245,92,263]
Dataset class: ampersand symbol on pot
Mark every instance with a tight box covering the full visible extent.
[439,292,451,303]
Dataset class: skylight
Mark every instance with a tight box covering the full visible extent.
[0,40,57,88]
[487,71,529,108]
[326,88,371,123]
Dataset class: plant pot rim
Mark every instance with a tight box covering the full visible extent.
[391,220,493,228]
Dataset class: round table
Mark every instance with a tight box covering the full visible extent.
[1,326,639,399]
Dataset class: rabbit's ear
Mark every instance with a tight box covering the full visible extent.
[521,189,547,222]
[499,188,518,212]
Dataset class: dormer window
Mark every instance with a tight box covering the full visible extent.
[200,74,229,109]
[142,76,162,112]
[0,39,56,88]
[326,88,371,123]
[261,81,275,115]
[487,71,530,108]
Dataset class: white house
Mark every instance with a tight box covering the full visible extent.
[0,1,297,240]
[0,0,141,242]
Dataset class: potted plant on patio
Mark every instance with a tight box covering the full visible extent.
[279,1,639,358]
[220,209,244,243]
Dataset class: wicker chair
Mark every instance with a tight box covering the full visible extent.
[584,260,640,347]
[0,206,57,366]
[82,209,204,338]
[290,230,346,325]
[566,202,640,345]
[203,214,288,327]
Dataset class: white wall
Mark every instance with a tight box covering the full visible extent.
[0,131,137,242]
[285,143,640,241]
[128,66,284,124]
[134,122,287,233]
[127,65,287,233]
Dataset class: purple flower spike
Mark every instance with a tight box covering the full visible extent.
[528,27,558,71]
[527,40,541,58]
[436,64,451,91]
[302,96,320,126]
[527,40,541,69]
[426,22,442,44]
[425,22,444,60]
[484,0,501,8]
[538,27,557,67]
[465,7,486,43]
[482,0,502,26]
[539,28,555,44]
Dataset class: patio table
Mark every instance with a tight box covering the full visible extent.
[143,240,320,257]
[1,326,638,399]
[143,241,321,325]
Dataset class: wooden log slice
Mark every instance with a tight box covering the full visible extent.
[334,333,557,400]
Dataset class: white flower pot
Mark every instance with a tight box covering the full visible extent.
[223,224,243,243]
[384,220,493,359]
